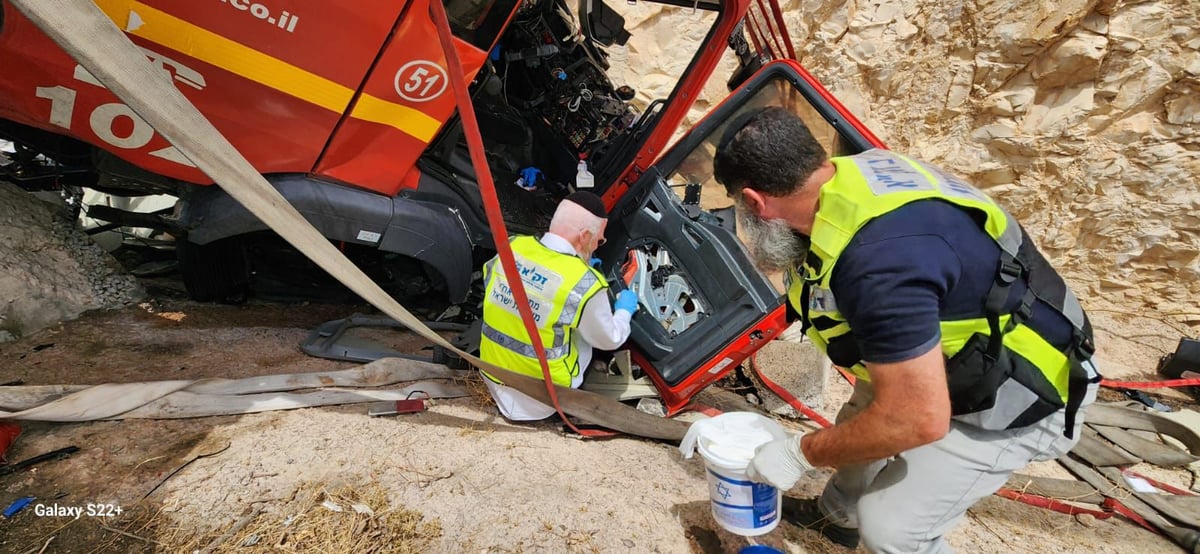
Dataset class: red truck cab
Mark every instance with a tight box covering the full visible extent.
[0,0,883,412]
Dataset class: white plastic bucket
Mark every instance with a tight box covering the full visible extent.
[679,412,788,536]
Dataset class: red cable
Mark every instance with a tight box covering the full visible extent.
[834,365,857,386]
[1101,378,1200,389]
[995,490,1165,535]
[993,488,1113,519]
[749,352,834,428]
[429,0,608,438]
[743,12,766,57]
[1102,498,1161,534]
[1123,470,1197,497]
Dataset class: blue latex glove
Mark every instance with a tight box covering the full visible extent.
[614,289,638,315]
[517,167,543,191]
[589,257,602,269]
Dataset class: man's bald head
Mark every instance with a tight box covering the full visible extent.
[550,195,605,238]
[549,191,607,258]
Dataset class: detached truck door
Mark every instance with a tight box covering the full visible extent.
[598,60,883,414]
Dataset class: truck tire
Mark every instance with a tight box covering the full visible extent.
[177,236,250,303]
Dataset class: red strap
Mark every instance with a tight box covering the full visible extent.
[994,488,1113,519]
[750,353,834,428]
[1101,378,1200,389]
[1123,470,1197,496]
[834,365,857,386]
[683,403,724,418]
[993,487,1178,537]
[0,422,19,464]
[1102,498,1161,534]
[429,1,611,438]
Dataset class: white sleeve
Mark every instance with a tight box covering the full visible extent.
[576,290,632,351]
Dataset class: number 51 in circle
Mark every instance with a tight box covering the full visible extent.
[393,60,449,103]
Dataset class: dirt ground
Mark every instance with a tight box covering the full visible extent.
[0,277,1196,553]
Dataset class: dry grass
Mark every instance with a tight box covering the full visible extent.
[152,482,441,553]
[462,367,499,409]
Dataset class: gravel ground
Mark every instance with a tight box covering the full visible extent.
[0,182,143,342]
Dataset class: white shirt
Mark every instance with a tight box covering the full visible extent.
[484,232,633,420]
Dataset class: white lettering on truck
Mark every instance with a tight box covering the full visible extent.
[220,0,299,33]
[33,49,206,168]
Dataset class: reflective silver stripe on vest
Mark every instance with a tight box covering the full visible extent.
[916,160,990,204]
[996,211,1023,258]
[559,271,598,328]
[952,376,1041,430]
[808,285,838,313]
[481,321,572,359]
[482,266,601,360]
[913,157,1024,257]
[855,149,936,195]
[483,258,496,284]
[858,151,1024,259]
[1061,288,1087,331]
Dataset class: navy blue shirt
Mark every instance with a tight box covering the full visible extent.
[830,199,1075,364]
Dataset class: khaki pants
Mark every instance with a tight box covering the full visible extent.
[818,370,1098,553]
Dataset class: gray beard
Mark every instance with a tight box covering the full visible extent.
[736,198,809,273]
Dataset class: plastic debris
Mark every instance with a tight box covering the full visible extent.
[3,496,35,519]
[321,500,343,512]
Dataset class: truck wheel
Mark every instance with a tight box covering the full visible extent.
[177,236,250,303]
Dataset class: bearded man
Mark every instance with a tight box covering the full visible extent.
[713,106,1100,553]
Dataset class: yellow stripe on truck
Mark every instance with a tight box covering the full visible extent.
[93,0,440,143]
[351,94,440,143]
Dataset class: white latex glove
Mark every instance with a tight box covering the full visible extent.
[745,434,814,490]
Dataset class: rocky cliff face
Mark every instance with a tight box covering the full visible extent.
[615,0,1199,314]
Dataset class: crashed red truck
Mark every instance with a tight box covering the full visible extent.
[0,0,883,412]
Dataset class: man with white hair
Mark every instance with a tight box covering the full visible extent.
[479,191,639,420]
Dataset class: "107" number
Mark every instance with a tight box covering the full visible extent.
[34,68,195,167]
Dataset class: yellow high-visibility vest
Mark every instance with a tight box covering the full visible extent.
[786,149,1095,431]
[480,236,607,386]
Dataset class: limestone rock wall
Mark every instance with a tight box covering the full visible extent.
[616,0,1200,313]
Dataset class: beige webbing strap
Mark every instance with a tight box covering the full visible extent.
[9,0,686,440]
[0,358,466,420]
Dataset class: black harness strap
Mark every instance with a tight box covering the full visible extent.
[983,239,1098,439]
[799,278,812,334]
[983,252,1023,361]
[805,224,1098,439]
[1063,331,1099,439]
